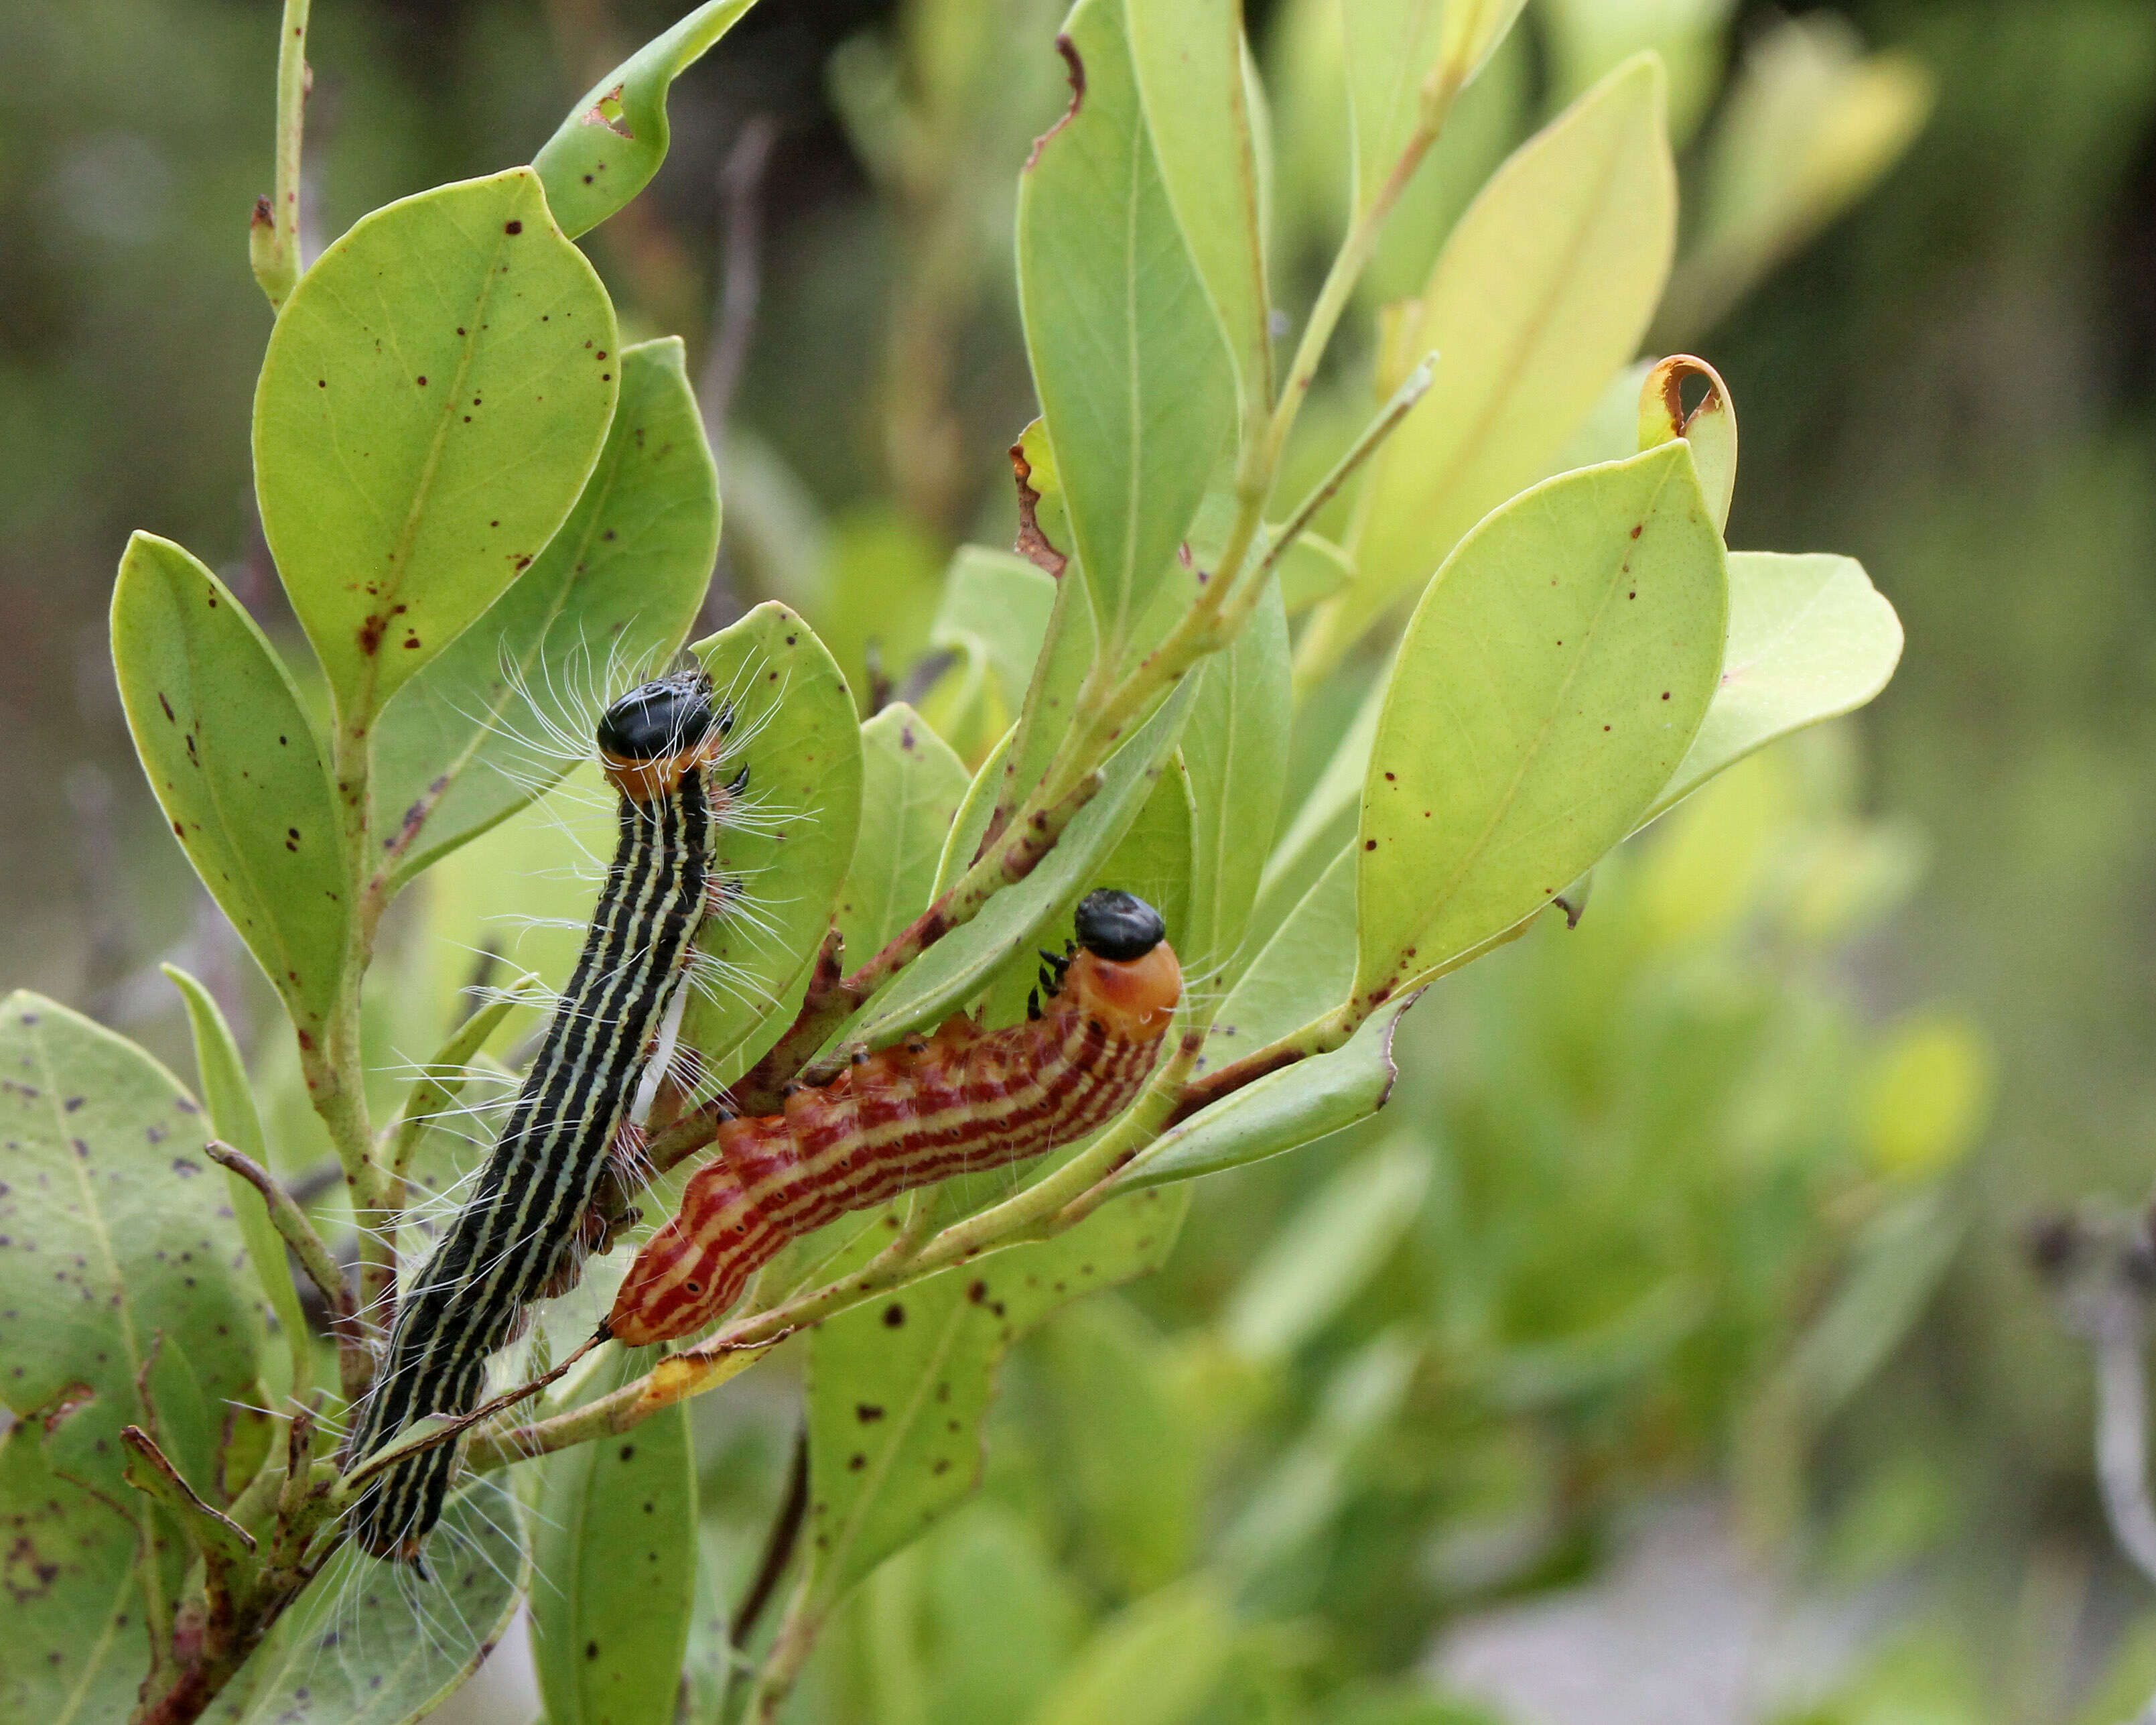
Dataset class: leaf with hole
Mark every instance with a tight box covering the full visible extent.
[534,0,765,239]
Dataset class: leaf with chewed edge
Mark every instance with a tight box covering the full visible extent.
[112,533,352,1051]
[794,1184,1189,1634]
[683,604,865,1079]
[535,0,764,239]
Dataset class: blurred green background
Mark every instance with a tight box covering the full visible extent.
[5,0,2155,1718]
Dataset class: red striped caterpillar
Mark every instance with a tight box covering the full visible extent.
[346,669,740,1563]
[606,890,1181,1345]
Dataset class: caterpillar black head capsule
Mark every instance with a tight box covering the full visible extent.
[598,673,722,801]
[1073,889,1167,962]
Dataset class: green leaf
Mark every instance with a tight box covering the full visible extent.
[682,604,864,1077]
[795,1185,1189,1628]
[846,682,1196,1049]
[1354,442,1727,1005]
[1124,993,1420,1190]
[1016,1579,1234,1725]
[1643,551,1903,824]
[112,534,352,1050]
[0,1424,148,1724]
[1541,0,1735,147]
[0,993,263,1507]
[1034,1297,1201,1594]
[1341,1,1446,218]
[1181,577,1290,981]
[839,704,972,964]
[165,965,310,1395]
[1204,847,1355,1080]
[1223,1137,1428,1364]
[531,1352,699,1725]
[917,548,1058,765]
[1310,53,1676,674]
[1127,0,1272,417]
[255,168,619,722]
[1017,0,1235,661]
[534,0,764,240]
[371,336,719,891]
[209,1476,525,1724]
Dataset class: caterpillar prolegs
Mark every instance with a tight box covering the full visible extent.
[346,671,738,1563]
[606,889,1182,1346]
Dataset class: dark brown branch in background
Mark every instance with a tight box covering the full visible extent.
[733,1423,809,1649]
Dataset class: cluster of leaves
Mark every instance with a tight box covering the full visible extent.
[723,739,1992,1725]
[0,1,1930,1722]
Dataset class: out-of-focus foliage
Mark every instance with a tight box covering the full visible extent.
[8,0,2156,1718]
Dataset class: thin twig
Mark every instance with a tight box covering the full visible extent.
[204,1140,370,1402]
[251,0,312,308]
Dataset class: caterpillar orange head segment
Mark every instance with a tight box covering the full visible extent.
[597,672,731,802]
[1068,889,1180,1039]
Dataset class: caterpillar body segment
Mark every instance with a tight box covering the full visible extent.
[607,890,1182,1346]
[346,672,732,1563]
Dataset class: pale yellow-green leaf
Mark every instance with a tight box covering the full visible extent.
[1354,441,1726,1005]
[1309,52,1676,676]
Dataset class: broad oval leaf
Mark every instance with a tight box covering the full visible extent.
[0,994,262,1505]
[797,1184,1189,1619]
[255,168,619,722]
[531,1354,699,1725]
[1310,52,1676,674]
[1017,0,1234,661]
[1355,440,1726,1005]
[372,335,719,892]
[683,604,865,1077]
[1122,993,1420,1190]
[1643,550,1902,824]
[534,0,764,239]
[209,1476,525,1724]
[839,704,971,963]
[113,533,353,1051]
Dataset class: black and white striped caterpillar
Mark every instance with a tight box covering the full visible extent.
[345,669,738,1563]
